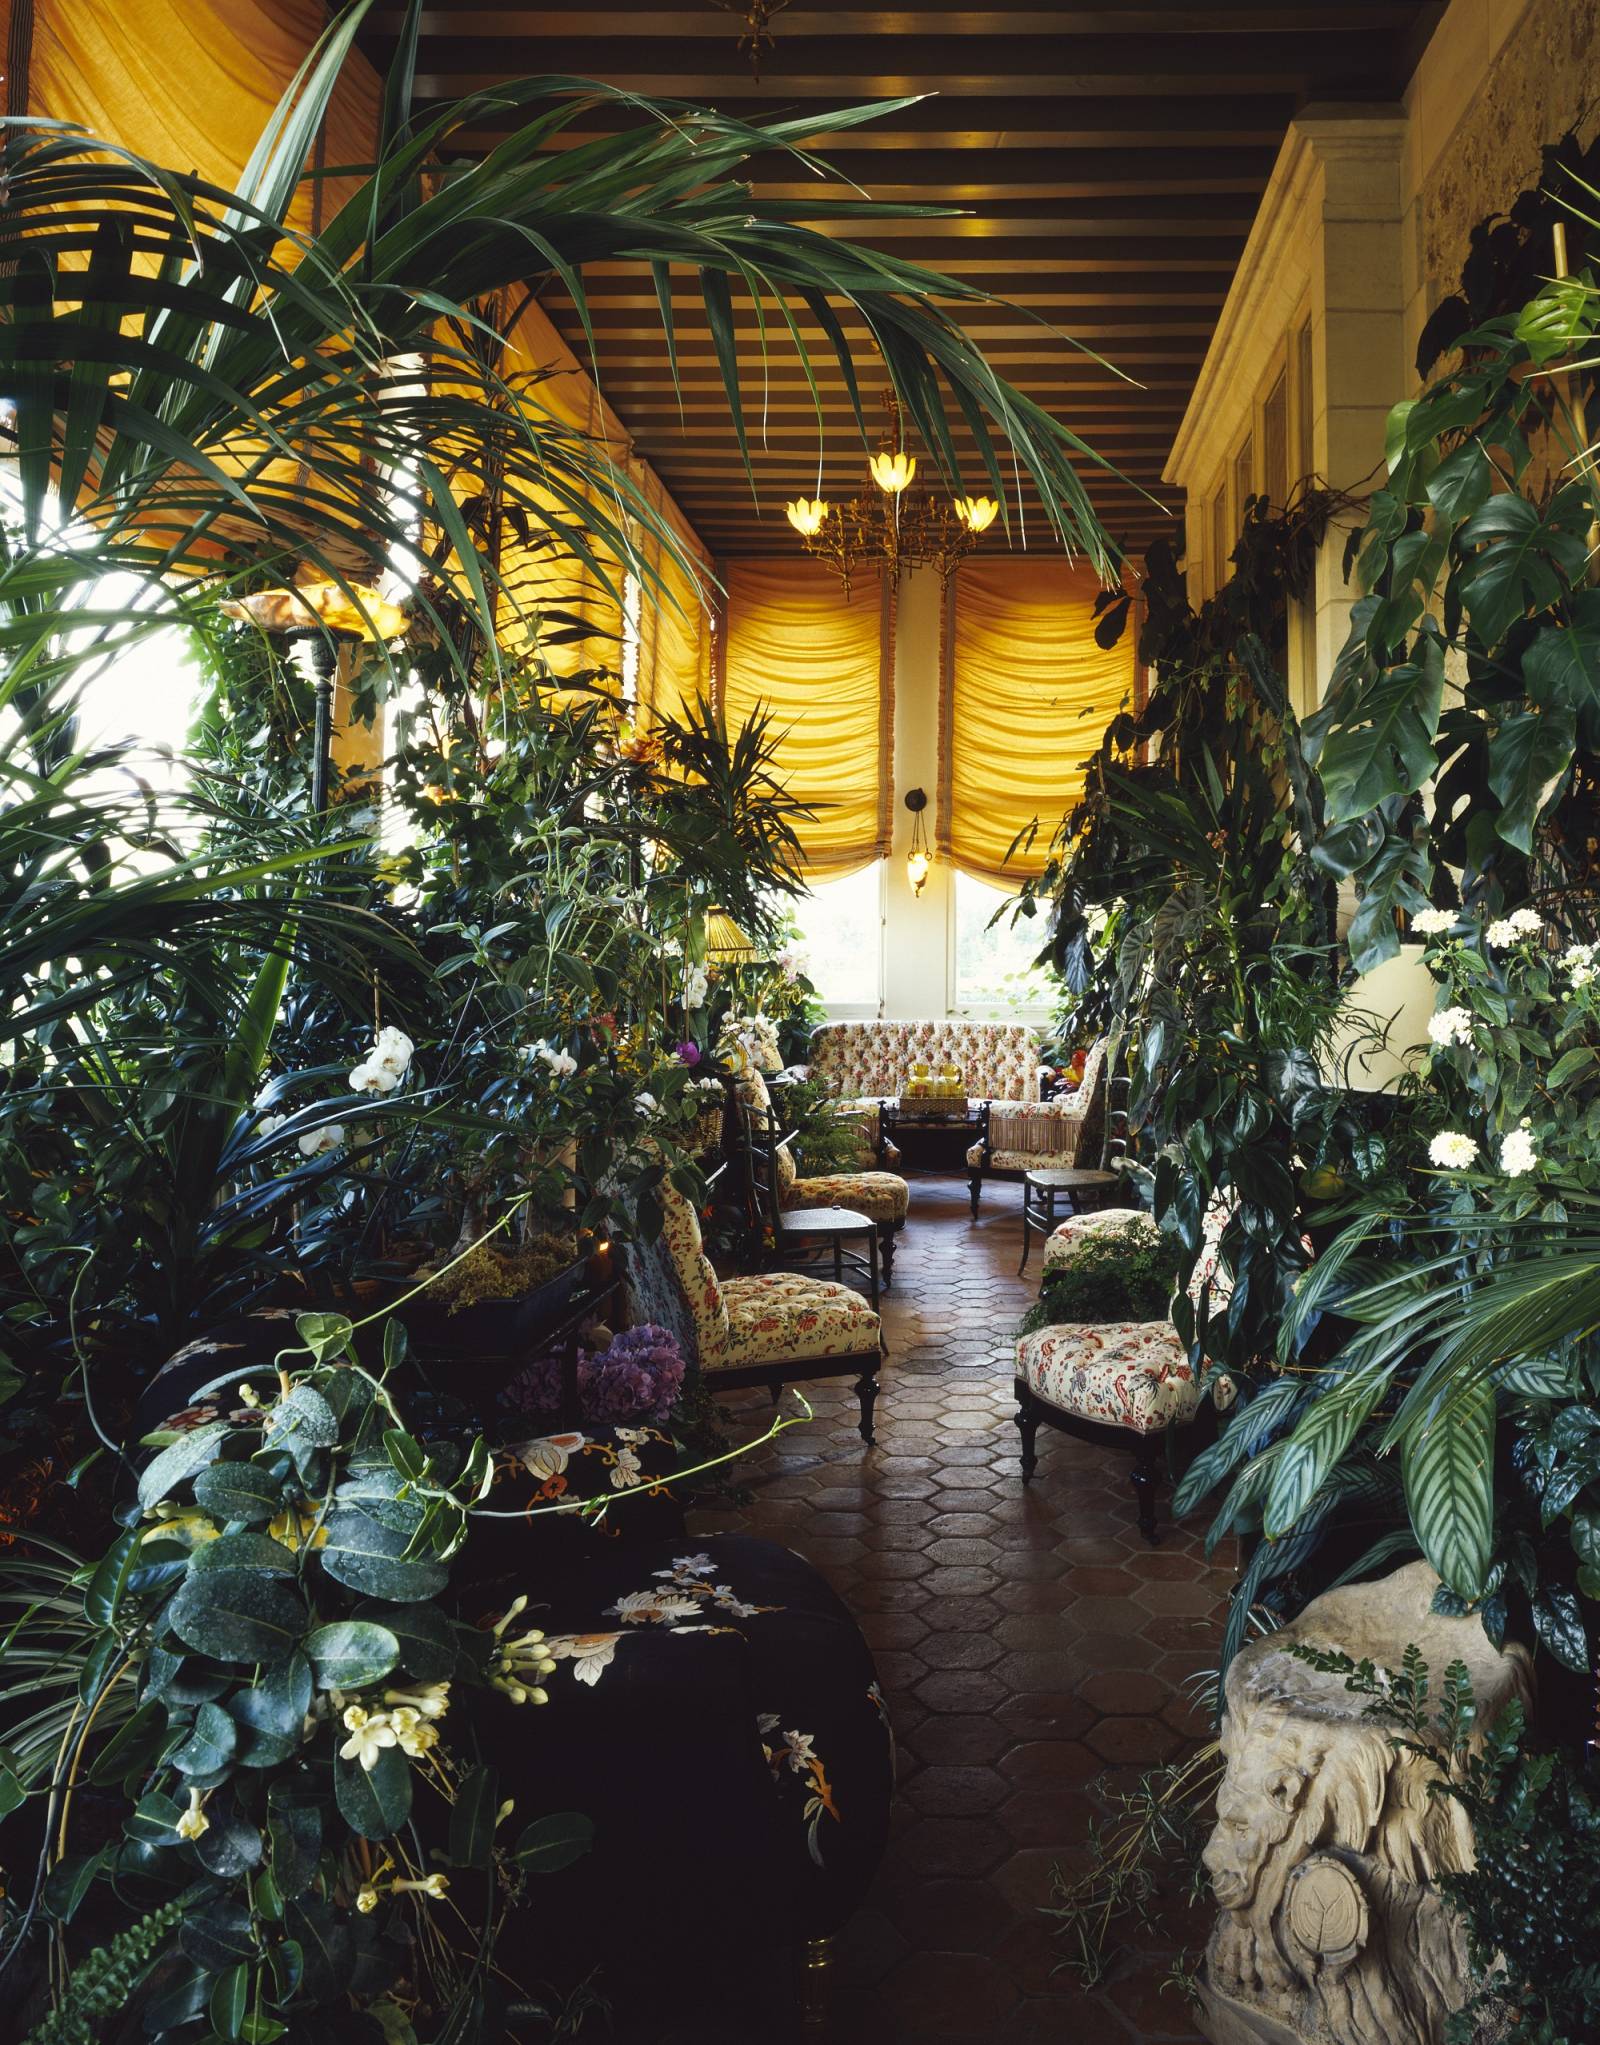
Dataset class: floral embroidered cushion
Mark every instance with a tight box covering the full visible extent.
[468,1533,894,1956]
[1015,1321,1199,1434]
[781,1170,908,1226]
[718,1271,882,1369]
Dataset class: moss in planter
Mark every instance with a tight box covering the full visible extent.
[423,1230,581,1313]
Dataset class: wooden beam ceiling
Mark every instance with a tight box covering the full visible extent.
[361,0,1444,559]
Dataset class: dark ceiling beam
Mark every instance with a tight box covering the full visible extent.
[370,6,1438,35]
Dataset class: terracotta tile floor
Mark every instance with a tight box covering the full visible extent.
[675,1170,1234,2044]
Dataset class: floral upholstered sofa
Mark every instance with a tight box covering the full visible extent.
[807,1018,1042,1109]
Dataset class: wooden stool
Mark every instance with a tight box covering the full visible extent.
[1019,1166,1120,1274]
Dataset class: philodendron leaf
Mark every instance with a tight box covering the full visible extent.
[513,1812,595,1874]
[168,1567,306,1664]
[1401,1374,1495,1598]
[335,1743,412,1841]
[304,1620,401,1690]
[319,1509,448,1602]
[1488,705,1576,854]
[193,1459,285,1524]
[138,1422,230,1509]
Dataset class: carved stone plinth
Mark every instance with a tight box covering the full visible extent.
[1198,1560,1532,2045]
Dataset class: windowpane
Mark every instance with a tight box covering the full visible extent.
[953,873,1054,1012]
[790,863,883,1010]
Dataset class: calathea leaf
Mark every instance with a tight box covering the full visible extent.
[1263,1362,1392,1538]
[1400,1374,1495,1597]
[1532,1584,1589,1672]
[168,1566,306,1664]
[1488,705,1576,853]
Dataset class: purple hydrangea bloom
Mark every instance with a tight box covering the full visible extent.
[502,1324,686,1426]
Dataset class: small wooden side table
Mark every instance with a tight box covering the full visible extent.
[1019,1166,1121,1275]
[775,1204,881,1308]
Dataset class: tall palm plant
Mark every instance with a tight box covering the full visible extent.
[0,0,1119,696]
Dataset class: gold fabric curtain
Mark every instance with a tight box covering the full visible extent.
[26,0,381,236]
[632,465,714,729]
[938,558,1138,887]
[718,559,894,881]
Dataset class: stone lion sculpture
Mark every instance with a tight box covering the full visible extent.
[1199,1560,1533,2045]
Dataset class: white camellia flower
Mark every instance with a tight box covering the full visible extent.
[634,1092,659,1118]
[257,1112,287,1137]
[1426,1006,1474,1049]
[1428,1130,1480,1169]
[534,1041,578,1079]
[1410,907,1458,936]
[1500,1127,1540,1177]
[297,1124,344,1157]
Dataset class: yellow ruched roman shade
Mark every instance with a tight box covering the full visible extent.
[717,559,893,881]
[938,558,1139,887]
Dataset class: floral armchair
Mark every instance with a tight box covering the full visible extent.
[1012,1202,1233,1543]
[737,1067,910,1282]
[966,1038,1109,1215]
[623,1174,887,1444]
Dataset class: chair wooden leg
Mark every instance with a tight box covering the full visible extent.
[1015,1386,1039,1482]
[799,1934,835,2028]
[878,1222,896,1284]
[854,1369,879,1446]
[1130,1435,1162,1545]
[968,1168,983,1218]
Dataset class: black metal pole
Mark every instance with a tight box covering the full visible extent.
[307,636,338,815]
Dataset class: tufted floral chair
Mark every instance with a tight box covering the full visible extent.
[965,1038,1109,1215]
[1012,1203,1236,1543]
[624,1173,887,1443]
[737,1068,910,1282]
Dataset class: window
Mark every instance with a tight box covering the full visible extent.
[790,862,883,1013]
[951,872,1054,1015]
[1263,370,1288,510]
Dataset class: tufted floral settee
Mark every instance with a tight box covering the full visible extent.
[1013,1204,1233,1543]
[806,1018,1041,1110]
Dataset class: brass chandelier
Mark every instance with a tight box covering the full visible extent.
[785,394,998,599]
